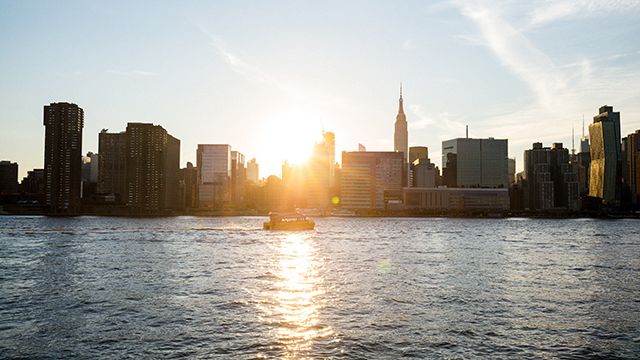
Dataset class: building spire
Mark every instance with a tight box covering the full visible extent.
[572,126,575,155]
[398,82,404,115]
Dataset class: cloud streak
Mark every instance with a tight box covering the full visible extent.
[450,0,640,170]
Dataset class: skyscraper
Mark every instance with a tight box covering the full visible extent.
[441,137,508,188]
[589,105,621,204]
[623,130,640,205]
[98,130,127,202]
[246,158,259,183]
[125,123,180,213]
[394,84,408,164]
[305,131,335,209]
[197,144,231,208]
[43,102,84,213]
[409,146,428,165]
[340,151,404,209]
[231,150,246,207]
[178,162,198,210]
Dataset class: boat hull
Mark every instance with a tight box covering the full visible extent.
[263,221,315,231]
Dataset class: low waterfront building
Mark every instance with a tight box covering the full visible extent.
[404,187,510,212]
[0,161,19,194]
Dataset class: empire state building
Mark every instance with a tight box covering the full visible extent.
[394,84,408,163]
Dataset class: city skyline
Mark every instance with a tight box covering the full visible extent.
[2,1,640,179]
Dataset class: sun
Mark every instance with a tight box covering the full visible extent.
[258,111,323,174]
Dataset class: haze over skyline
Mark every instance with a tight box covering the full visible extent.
[1,0,640,178]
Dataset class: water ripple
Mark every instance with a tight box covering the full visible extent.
[0,216,639,358]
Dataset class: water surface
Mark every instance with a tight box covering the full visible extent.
[1,216,639,358]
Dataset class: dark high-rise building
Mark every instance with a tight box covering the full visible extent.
[508,158,516,185]
[589,105,621,205]
[231,151,246,207]
[98,130,127,202]
[0,161,19,194]
[125,123,180,213]
[623,130,640,205]
[523,142,579,210]
[178,162,198,210]
[409,146,428,165]
[549,143,579,210]
[20,169,45,195]
[43,102,84,213]
[524,143,554,210]
[442,137,508,188]
[408,146,437,188]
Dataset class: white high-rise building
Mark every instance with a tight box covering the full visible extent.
[197,144,231,208]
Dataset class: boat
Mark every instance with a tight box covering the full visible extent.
[263,212,315,230]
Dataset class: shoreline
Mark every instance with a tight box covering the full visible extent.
[1,207,639,220]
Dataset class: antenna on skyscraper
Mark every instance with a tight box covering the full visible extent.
[582,115,585,137]
[572,126,575,155]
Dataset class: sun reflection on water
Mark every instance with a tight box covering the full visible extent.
[260,233,333,358]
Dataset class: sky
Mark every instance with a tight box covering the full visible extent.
[1,0,640,179]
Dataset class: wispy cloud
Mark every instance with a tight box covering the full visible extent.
[451,0,640,168]
[528,0,640,28]
[192,22,289,92]
[454,2,567,108]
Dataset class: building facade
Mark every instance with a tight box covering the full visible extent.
[404,187,509,212]
[178,162,198,210]
[246,158,259,183]
[441,137,508,188]
[340,151,404,209]
[0,161,19,194]
[43,102,84,213]
[197,144,231,208]
[125,123,180,212]
[98,130,127,202]
[623,130,640,205]
[231,151,246,207]
[523,142,579,211]
[589,105,621,204]
[394,85,408,164]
